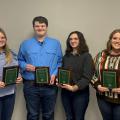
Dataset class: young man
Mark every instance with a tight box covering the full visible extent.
[18,16,62,120]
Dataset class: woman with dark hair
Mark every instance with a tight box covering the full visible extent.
[59,31,94,120]
[91,29,120,120]
[0,28,22,120]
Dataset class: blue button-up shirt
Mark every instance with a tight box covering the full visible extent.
[18,36,62,80]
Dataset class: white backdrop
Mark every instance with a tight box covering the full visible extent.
[0,0,120,120]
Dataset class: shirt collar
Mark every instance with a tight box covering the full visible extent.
[0,50,5,54]
[34,36,48,45]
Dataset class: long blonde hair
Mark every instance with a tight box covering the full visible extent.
[0,28,12,64]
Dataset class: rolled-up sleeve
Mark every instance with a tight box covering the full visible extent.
[18,44,27,71]
[52,41,63,76]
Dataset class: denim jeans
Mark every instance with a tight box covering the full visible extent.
[97,95,120,120]
[61,87,89,120]
[23,81,58,120]
[0,94,15,120]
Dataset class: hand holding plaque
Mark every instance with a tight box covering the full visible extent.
[35,67,50,84]
[58,67,71,84]
[2,66,19,85]
[102,70,118,89]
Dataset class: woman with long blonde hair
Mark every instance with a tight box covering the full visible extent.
[0,28,22,120]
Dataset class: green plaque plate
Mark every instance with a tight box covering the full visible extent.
[58,68,71,84]
[3,66,19,85]
[35,67,50,84]
[102,70,117,88]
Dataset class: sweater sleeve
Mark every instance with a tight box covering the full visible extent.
[91,52,102,90]
[76,53,94,90]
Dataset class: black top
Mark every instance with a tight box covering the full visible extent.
[62,52,94,90]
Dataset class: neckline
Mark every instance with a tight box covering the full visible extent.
[109,53,120,57]
[0,50,5,54]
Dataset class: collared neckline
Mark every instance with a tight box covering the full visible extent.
[34,36,49,45]
[0,50,5,54]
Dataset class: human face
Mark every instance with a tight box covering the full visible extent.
[69,33,79,49]
[0,32,6,49]
[33,21,47,38]
[111,32,120,51]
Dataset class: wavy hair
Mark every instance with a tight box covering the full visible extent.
[65,31,89,55]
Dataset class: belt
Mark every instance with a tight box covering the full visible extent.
[23,79,48,87]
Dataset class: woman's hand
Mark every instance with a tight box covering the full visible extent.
[0,81,5,88]
[97,85,109,92]
[16,77,23,84]
[59,84,79,92]
[112,88,120,94]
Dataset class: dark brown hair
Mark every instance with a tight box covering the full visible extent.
[32,16,48,27]
[65,31,89,55]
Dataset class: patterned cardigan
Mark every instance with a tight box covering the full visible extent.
[91,50,120,103]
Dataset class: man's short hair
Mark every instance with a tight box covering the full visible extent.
[32,16,48,27]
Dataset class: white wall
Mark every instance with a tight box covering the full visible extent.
[0,0,120,119]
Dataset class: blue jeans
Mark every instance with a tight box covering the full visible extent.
[0,94,15,120]
[97,95,120,120]
[61,87,89,120]
[23,81,58,120]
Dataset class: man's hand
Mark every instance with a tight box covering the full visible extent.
[26,64,35,72]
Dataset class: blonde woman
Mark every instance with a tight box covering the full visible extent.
[0,28,22,120]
